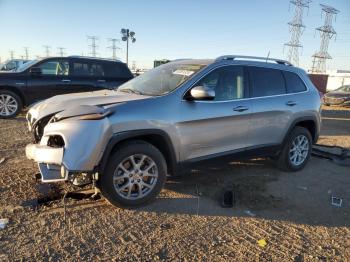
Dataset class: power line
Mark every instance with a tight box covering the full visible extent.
[87,36,99,57]
[107,38,121,59]
[311,4,340,73]
[43,45,51,57]
[284,0,311,66]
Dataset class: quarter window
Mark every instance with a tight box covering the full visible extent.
[196,66,245,101]
[39,60,69,76]
[249,67,286,97]
[283,71,307,93]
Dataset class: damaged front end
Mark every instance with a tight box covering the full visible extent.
[25,105,114,186]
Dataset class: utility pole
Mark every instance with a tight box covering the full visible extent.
[284,0,311,66]
[87,36,99,57]
[23,47,29,60]
[57,47,66,57]
[107,38,121,59]
[121,28,136,65]
[43,45,51,57]
[311,4,340,73]
[9,50,14,60]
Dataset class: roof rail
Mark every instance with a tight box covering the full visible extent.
[68,55,122,62]
[215,55,293,66]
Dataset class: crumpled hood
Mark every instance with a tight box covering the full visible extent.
[28,89,150,122]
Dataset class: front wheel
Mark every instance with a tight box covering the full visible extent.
[99,141,167,208]
[277,126,312,172]
[0,90,22,119]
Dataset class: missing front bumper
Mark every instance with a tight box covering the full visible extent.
[26,144,67,182]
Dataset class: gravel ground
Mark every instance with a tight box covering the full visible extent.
[0,106,349,261]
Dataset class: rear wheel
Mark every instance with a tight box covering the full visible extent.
[277,126,312,171]
[99,141,167,208]
[0,90,22,119]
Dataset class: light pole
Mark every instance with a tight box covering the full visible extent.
[121,28,136,65]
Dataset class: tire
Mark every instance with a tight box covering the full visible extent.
[0,90,23,119]
[277,126,312,172]
[99,140,167,208]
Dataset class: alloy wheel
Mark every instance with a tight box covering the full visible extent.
[0,94,18,117]
[113,154,158,200]
[289,135,309,166]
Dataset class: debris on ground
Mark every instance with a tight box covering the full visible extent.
[0,157,5,165]
[0,218,9,229]
[297,186,308,191]
[312,144,350,166]
[331,196,343,207]
[257,239,267,248]
[244,210,256,217]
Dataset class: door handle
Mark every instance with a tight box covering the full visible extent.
[62,79,71,82]
[97,79,106,83]
[233,106,249,112]
[286,101,297,106]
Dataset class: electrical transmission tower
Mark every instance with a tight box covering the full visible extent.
[43,45,51,57]
[87,36,99,57]
[107,38,121,59]
[311,4,339,73]
[57,47,66,57]
[23,47,29,60]
[9,50,14,59]
[284,0,311,66]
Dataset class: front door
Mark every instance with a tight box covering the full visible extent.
[177,65,252,161]
[26,59,72,103]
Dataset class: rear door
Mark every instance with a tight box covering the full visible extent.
[247,66,292,147]
[26,58,71,102]
[177,65,252,161]
[69,59,99,92]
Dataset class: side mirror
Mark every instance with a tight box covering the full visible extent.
[189,85,215,100]
[29,67,42,76]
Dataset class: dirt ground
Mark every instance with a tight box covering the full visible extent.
[0,106,349,261]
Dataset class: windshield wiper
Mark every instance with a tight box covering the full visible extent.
[119,88,144,95]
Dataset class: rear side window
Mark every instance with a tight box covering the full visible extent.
[72,62,90,76]
[72,61,105,77]
[104,62,133,78]
[283,71,307,93]
[249,67,286,97]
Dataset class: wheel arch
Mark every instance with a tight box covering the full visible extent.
[0,86,26,106]
[98,129,178,176]
[284,116,319,144]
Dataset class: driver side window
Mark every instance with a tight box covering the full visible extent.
[38,60,69,76]
[196,66,245,101]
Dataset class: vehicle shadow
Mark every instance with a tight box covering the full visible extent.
[137,157,350,228]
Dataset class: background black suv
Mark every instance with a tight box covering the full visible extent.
[0,56,133,118]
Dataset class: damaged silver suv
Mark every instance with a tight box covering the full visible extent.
[26,55,321,207]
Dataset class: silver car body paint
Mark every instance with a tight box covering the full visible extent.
[25,58,321,182]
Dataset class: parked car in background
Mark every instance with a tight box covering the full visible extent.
[0,56,133,118]
[26,55,321,208]
[0,59,30,71]
[323,85,350,107]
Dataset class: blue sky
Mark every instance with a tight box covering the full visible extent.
[0,0,349,70]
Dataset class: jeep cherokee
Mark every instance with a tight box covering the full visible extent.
[26,55,321,207]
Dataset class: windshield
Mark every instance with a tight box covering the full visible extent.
[335,85,350,92]
[118,62,207,96]
[16,60,38,72]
